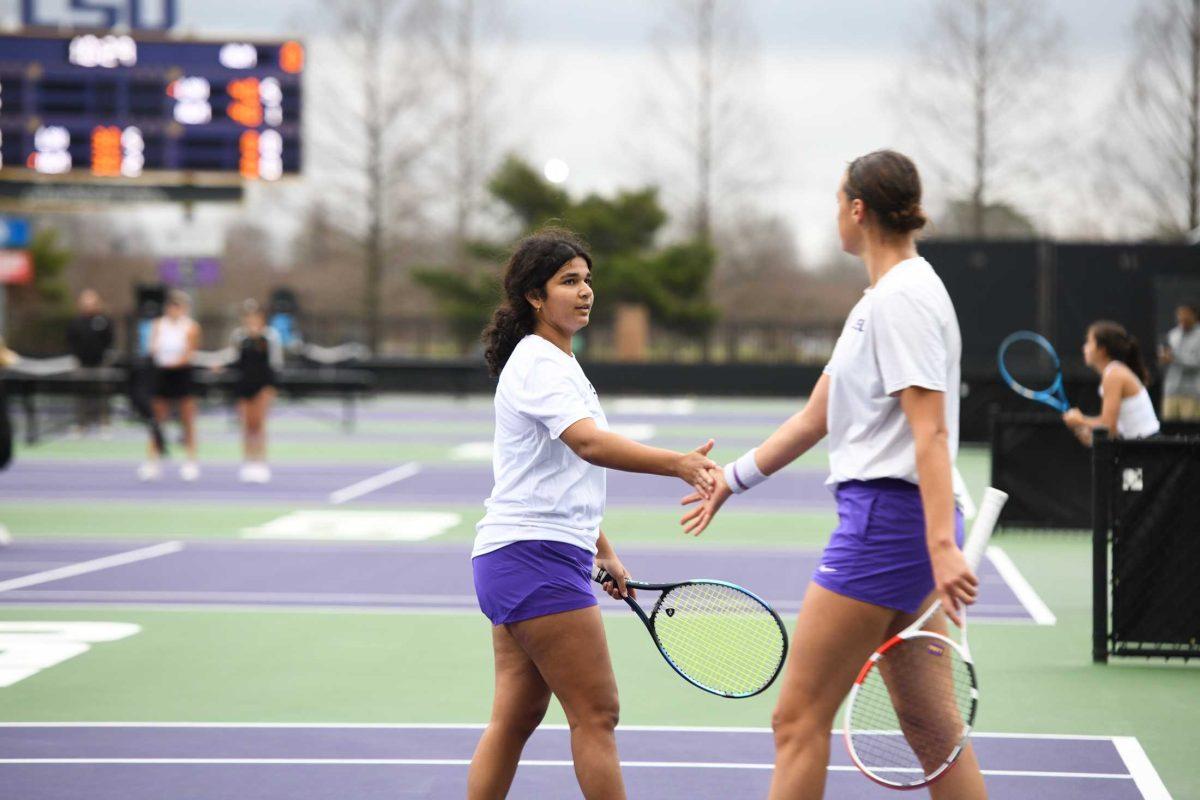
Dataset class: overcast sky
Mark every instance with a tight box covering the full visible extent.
[0,0,1149,260]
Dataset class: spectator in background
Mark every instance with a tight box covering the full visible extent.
[66,289,115,437]
[1160,302,1200,421]
[0,338,12,545]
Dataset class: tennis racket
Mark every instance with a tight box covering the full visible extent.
[593,567,788,698]
[997,331,1069,412]
[843,486,1009,790]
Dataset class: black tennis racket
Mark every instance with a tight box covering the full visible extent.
[593,566,788,698]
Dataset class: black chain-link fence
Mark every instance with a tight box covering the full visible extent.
[991,412,1093,530]
[1093,431,1200,662]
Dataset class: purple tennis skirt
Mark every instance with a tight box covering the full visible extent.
[813,478,965,614]
[472,539,598,626]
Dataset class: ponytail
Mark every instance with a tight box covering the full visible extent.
[482,228,593,377]
[1089,320,1150,385]
[482,304,535,378]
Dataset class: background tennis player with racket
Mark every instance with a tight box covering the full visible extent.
[682,150,987,799]
[1062,320,1160,443]
[468,229,719,800]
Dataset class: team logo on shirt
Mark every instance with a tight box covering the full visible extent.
[852,318,866,333]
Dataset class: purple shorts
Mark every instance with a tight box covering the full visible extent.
[472,539,598,626]
[812,478,965,614]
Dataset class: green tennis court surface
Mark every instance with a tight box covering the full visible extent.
[0,395,1194,798]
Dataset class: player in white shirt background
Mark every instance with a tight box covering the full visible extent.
[680,150,987,799]
[468,229,720,800]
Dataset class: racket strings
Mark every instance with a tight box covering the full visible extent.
[847,635,974,785]
[652,583,786,696]
[1000,338,1060,394]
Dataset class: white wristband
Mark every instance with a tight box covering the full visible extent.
[724,448,767,494]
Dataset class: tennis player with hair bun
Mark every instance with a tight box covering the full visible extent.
[681,151,988,799]
[467,228,719,800]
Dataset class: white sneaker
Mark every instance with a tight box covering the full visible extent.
[0,525,11,546]
[138,461,162,481]
[238,463,254,483]
[180,462,200,482]
[252,463,272,483]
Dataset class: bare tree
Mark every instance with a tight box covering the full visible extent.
[642,1,774,244]
[900,0,1067,238]
[305,0,440,351]
[1103,0,1200,239]
[428,0,511,263]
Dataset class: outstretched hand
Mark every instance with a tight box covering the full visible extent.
[680,467,732,536]
[675,439,719,499]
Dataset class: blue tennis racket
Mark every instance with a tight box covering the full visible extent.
[997,331,1068,412]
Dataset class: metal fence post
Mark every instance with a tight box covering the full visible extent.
[1092,428,1112,664]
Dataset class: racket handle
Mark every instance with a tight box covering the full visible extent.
[962,487,1008,571]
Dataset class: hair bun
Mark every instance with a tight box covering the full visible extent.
[886,205,927,232]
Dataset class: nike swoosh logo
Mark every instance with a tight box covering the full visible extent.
[818,565,837,574]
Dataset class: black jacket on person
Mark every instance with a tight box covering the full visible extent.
[66,313,114,367]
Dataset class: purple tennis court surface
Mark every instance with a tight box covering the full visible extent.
[0,458,832,508]
[0,540,1044,621]
[0,724,1165,799]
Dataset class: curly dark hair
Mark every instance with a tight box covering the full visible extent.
[482,228,593,377]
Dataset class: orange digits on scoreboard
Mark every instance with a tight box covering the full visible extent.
[279,41,304,74]
[91,125,121,176]
[239,129,260,179]
[227,77,263,127]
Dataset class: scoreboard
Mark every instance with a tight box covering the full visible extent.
[0,31,303,187]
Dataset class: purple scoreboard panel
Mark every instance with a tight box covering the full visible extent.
[0,31,303,184]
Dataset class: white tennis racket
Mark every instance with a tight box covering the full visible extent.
[843,487,1008,790]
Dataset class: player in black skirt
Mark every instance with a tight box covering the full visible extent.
[143,291,201,481]
[227,305,283,483]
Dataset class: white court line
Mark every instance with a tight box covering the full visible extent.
[0,542,183,593]
[0,593,1036,624]
[0,722,1149,741]
[1113,736,1173,799]
[986,545,1057,625]
[0,725,1160,785]
[0,758,1134,778]
[0,601,484,618]
[0,590,478,604]
[0,598,1044,624]
[329,463,421,505]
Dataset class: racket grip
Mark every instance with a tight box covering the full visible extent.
[593,565,610,584]
[962,487,1008,571]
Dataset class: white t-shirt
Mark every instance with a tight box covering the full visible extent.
[823,256,962,489]
[152,316,196,368]
[473,335,609,557]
